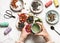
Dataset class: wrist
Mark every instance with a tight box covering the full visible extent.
[45,36,54,43]
[19,33,28,42]
[16,40,24,43]
[19,37,24,42]
[44,34,52,42]
[46,41,55,43]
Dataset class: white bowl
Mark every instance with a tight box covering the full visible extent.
[46,10,59,25]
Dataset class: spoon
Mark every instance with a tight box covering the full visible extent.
[50,26,60,35]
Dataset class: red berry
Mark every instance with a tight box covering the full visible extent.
[25,24,31,32]
[18,13,27,22]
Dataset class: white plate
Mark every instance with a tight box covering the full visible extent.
[10,0,23,12]
[46,10,59,25]
[30,0,43,14]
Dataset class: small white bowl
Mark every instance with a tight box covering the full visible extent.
[30,0,43,14]
[10,0,23,12]
[46,10,59,25]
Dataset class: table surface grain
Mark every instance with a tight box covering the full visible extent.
[0,0,60,43]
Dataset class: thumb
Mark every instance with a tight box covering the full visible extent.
[36,22,43,26]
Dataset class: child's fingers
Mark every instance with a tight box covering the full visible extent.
[36,22,43,26]
[36,22,43,31]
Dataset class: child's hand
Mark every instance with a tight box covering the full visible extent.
[35,22,52,43]
[16,25,31,43]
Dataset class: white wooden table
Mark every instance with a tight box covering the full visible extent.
[0,0,60,43]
